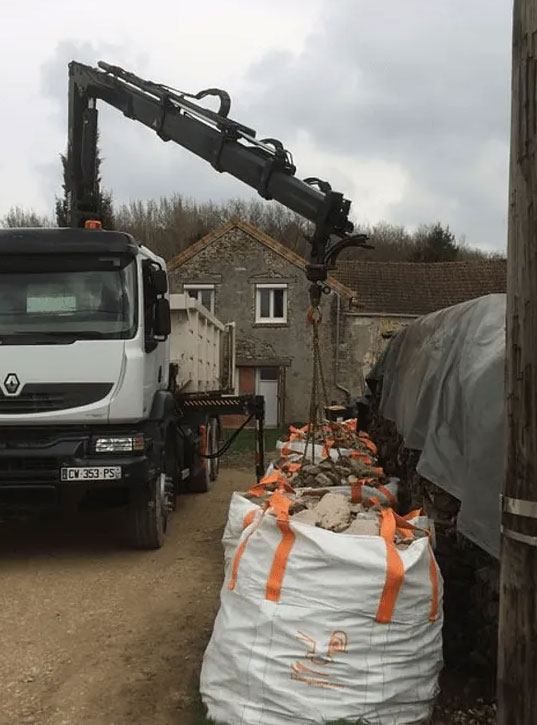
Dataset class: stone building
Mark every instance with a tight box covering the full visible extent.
[168,220,507,426]
[168,220,357,426]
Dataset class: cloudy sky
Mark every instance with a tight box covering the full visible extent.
[1,0,512,251]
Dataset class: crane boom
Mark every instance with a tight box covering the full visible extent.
[67,60,368,288]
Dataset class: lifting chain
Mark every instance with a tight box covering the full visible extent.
[301,284,343,467]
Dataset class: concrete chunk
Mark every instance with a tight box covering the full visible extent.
[292,509,320,526]
[315,493,351,532]
[343,518,380,536]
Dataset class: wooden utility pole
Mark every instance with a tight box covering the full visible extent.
[498,2,537,722]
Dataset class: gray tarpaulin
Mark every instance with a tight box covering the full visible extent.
[371,294,505,558]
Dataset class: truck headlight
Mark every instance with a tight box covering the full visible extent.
[93,435,145,454]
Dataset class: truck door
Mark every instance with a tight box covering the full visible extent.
[142,263,168,416]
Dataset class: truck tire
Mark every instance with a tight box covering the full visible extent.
[128,472,174,549]
[188,418,218,493]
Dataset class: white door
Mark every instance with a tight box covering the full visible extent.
[256,367,279,427]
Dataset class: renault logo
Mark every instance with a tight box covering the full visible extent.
[3,373,21,396]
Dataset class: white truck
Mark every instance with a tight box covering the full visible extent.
[0,226,264,548]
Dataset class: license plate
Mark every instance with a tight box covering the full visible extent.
[60,466,122,482]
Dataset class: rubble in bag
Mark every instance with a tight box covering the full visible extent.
[328,420,379,454]
[290,508,320,526]
[288,493,323,514]
[279,419,379,464]
[288,456,385,489]
[286,489,429,544]
[314,492,352,531]
[250,459,398,514]
[344,516,380,536]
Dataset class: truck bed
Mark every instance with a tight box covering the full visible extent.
[169,294,234,394]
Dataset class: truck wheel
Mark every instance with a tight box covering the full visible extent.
[129,473,174,549]
[188,418,218,493]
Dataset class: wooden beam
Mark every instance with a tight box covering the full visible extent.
[498,2,537,722]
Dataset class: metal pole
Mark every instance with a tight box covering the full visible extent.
[254,395,265,481]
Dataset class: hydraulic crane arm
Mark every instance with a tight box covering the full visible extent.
[67,61,369,290]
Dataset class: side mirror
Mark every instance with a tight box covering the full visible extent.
[154,297,171,338]
[151,268,168,296]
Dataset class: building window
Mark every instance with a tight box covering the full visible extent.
[255,284,287,324]
[258,366,278,381]
[184,284,215,313]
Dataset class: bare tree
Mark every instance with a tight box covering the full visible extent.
[0,192,504,264]
[114,195,312,260]
[1,206,55,228]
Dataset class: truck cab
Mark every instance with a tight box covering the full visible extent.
[0,226,177,547]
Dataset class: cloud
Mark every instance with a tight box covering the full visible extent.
[237,0,512,250]
[1,0,512,252]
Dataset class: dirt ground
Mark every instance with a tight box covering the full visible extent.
[0,465,253,725]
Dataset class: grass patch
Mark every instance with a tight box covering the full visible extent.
[221,426,287,455]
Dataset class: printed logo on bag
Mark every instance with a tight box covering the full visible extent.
[291,631,348,690]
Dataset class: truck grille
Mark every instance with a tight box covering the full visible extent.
[0,383,113,414]
[0,457,59,484]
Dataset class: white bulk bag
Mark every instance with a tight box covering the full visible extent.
[202,493,443,725]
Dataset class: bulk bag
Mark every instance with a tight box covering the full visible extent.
[202,492,443,725]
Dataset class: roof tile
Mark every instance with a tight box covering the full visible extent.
[334,260,507,315]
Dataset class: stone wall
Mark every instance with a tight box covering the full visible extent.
[342,314,416,394]
[369,396,499,670]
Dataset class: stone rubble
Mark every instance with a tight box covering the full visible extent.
[282,488,429,543]
[343,517,380,536]
[281,456,385,489]
[291,508,320,526]
[280,420,378,457]
[314,492,352,532]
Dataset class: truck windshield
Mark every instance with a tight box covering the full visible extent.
[0,257,137,342]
